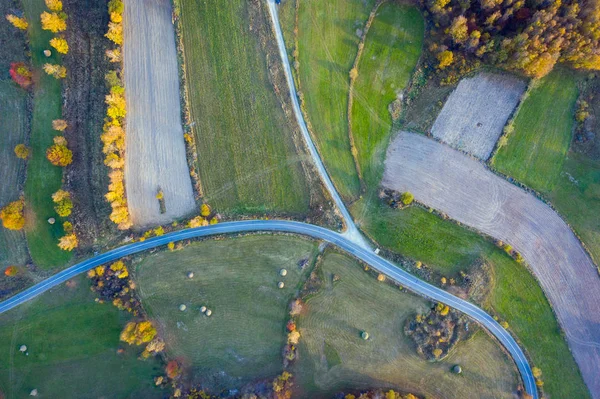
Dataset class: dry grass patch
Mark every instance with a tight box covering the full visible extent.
[431,72,526,160]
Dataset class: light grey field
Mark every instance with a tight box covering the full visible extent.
[123,0,196,227]
[430,73,526,160]
[382,131,600,398]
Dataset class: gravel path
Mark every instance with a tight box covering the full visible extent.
[431,73,526,160]
[383,132,600,398]
[123,0,195,227]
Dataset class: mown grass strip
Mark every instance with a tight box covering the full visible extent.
[22,0,71,268]
[178,0,310,216]
[351,2,423,188]
[493,68,579,192]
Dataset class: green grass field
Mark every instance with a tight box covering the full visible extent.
[22,0,71,268]
[135,235,318,391]
[0,277,161,398]
[294,0,376,201]
[294,250,517,399]
[351,3,423,188]
[0,82,29,270]
[178,0,311,216]
[353,201,590,398]
[493,68,579,192]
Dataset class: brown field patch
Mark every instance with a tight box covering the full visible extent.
[123,0,196,227]
[431,73,526,160]
[383,131,600,398]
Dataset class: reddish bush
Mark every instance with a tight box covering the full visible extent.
[9,62,32,89]
[286,320,296,332]
[165,360,181,379]
[4,266,18,277]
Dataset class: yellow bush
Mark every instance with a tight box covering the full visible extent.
[46,143,72,166]
[110,11,122,23]
[43,63,67,79]
[120,321,157,346]
[0,198,25,230]
[52,119,68,131]
[104,152,124,169]
[200,203,211,217]
[44,0,63,12]
[40,11,66,33]
[105,48,121,63]
[49,37,68,54]
[58,233,78,251]
[6,14,28,30]
[105,22,122,45]
[110,260,129,278]
[167,242,175,251]
[52,189,73,217]
[14,144,30,159]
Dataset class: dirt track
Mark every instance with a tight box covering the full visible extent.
[383,132,600,398]
[123,0,196,227]
[431,73,526,160]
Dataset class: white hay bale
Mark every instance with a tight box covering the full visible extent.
[205,309,212,317]
[200,306,207,313]
[179,304,187,311]
[19,345,27,352]
[278,282,285,289]
[279,269,287,276]
[187,272,194,279]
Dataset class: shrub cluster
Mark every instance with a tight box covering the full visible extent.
[0,198,25,231]
[340,390,420,399]
[87,260,141,313]
[41,0,69,79]
[9,62,32,89]
[102,0,131,230]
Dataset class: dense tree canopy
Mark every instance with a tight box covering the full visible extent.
[423,0,600,77]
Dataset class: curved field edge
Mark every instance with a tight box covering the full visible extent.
[350,2,424,189]
[293,0,376,201]
[21,0,71,268]
[0,277,161,398]
[492,68,600,266]
[293,249,518,399]
[177,0,312,216]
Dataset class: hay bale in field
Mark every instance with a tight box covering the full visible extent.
[280,268,287,276]
[179,304,187,311]
[205,309,212,317]
[200,306,207,313]
[431,73,526,160]
[278,281,285,289]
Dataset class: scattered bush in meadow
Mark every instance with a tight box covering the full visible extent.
[49,37,68,54]
[14,144,30,159]
[52,189,73,217]
[40,11,66,33]
[46,140,72,166]
[6,14,28,30]
[43,63,67,79]
[9,62,32,89]
[0,198,25,230]
[120,320,157,345]
[57,232,78,251]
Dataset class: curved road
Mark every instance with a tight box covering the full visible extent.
[0,220,537,397]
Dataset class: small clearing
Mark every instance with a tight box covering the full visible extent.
[383,131,600,398]
[123,0,195,227]
[431,72,526,160]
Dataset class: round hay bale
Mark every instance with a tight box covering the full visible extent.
[361,331,369,340]
[279,269,287,276]
[187,272,194,279]
[30,389,38,396]
[19,345,27,352]
[179,304,187,311]
[452,364,462,374]
[43,50,51,57]
[205,309,212,317]
[278,281,285,289]
[47,218,55,225]
[200,306,207,313]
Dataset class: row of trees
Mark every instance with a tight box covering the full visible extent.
[423,0,600,78]
[102,0,131,230]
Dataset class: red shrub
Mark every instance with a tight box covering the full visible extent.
[4,266,18,277]
[9,62,32,89]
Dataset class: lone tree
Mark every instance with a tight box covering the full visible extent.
[400,192,414,205]
[0,198,25,230]
[14,144,30,159]
[52,189,72,217]
[46,139,72,167]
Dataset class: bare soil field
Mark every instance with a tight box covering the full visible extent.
[383,132,600,398]
[431,73,526,160]
[123,0,195,227]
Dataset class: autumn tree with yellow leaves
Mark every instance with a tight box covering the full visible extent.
[52,189,73,217]
[46,137,72,166]
[6,14,28,30]
[120,321,157,346]
[49,37,68,54]
[0,198,25,230]
[58,233,78,251]
[14,144,30,159]
[40,11,66,33]
[43,63,66,79]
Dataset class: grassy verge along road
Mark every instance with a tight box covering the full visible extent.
[22,0,71,268]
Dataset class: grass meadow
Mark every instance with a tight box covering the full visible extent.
[351,200,590,398]
[351,2,423,188]
[135,235,318,391]
[293,0,375,201]
[294,250,517,399]
[22,0,71,268]
[0,82,29,271]
[178,0,311,216]
[0,277,161,398]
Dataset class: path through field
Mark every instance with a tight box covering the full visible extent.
[123,0,195,227]
[383,132,600,398]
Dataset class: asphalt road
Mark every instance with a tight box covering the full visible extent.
[0,220,537,398]
[266,0,368,248]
